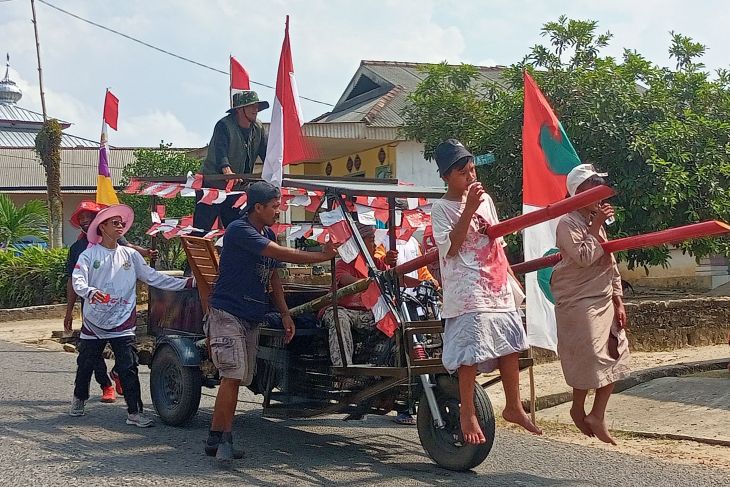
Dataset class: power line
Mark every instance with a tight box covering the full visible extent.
[36,0,340,109]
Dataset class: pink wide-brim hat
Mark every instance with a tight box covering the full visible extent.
[86,204,134,244]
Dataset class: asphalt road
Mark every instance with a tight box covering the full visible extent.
[0,339,725,487]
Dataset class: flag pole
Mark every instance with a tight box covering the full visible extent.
[229,54,233,108]
[528,346,536,424]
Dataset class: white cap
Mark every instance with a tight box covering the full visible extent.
[566,164,608,196]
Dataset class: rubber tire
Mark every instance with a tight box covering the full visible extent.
[150,346,202,426]
[417,375,495,471]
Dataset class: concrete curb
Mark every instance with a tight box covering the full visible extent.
[612,429,730,448]
[529,358,730,412]
[0,303,78,322]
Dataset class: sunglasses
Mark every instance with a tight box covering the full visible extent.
[106,219,126,228]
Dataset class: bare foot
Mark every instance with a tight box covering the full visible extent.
[570,406,594,437]
[459,409,487,445]
[502,407,543,435]
[584,413,617,445]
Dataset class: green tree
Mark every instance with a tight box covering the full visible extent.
[402,17,730,269]
[0,195,48,247]
[119,143,201,270]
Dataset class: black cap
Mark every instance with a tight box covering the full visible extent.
[434,139,473,176]
[240,181,281,214]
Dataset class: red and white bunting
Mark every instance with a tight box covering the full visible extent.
[361,281,399,337]
[233,193,248,208]
[140,182,181,198]
[320,208,359,263]
[199,189,229,205]
[124,179,144,194]
[270,223,292,236]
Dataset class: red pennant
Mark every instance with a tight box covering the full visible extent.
[361,281,381,309]
[328,220,352,244]
[376,311,398,337]
[305,195,322,212]
[124,179,143,194]
[200,189,221,205]
[230,56,250,90]
[191,173,204,190]
[353,253,369,278]
[233,193,248,208]
[103,90,119,130]
[270,223,292,236]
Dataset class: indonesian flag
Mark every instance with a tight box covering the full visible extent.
[230,56,250,106]
[522,71,581,351]
[262,16,310,187]
[97,89,119,205]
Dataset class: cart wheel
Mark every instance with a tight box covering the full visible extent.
[150,346,202,426]
[417,375,495,471]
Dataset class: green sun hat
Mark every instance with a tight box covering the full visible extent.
[227,90,270,113]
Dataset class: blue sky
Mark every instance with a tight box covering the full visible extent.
[2,0,728,147]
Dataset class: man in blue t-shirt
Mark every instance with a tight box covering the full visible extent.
[205,181,340,463]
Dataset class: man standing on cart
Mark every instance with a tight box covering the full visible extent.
[204,181,340,464]
[194,90,270,233]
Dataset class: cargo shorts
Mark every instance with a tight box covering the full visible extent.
[204,307,260,385]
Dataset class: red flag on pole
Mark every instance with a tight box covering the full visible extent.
[262,15,312,187]
[103,90,119,131]
[230,56,250,90]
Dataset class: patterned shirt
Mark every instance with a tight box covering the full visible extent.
[431,195,515,318]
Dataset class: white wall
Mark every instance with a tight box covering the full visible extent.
[394,141,444,188]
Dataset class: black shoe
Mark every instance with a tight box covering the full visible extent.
[205,432,244,459]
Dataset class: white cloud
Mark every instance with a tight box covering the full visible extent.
[114,110,205,148]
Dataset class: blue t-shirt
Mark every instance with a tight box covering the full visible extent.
[209,215,282,323]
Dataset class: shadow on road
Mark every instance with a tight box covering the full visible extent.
[0,397,585,486]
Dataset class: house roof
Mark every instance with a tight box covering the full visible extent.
[0,127,99,148]
[312,60,508,128]
[0,147,139,192]
[0,103,71,128]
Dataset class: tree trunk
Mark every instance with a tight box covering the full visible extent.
[35,119,63,248]
[46,156,63,248]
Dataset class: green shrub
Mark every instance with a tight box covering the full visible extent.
[0,246,68,308]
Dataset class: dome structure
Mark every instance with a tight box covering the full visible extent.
[0,54,23,105]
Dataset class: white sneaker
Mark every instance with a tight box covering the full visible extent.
[69,397,85,417]
[126,412,155,428]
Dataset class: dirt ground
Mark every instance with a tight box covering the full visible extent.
[2,316,728,471]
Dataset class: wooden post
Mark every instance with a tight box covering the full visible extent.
[528,347,536,424]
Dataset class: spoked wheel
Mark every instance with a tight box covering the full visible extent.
[417,375,495,471]
[150,346,202,426]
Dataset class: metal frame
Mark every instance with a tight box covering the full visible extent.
[141,174,451,419]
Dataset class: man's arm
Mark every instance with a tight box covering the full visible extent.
[258,129,268,163]
[64,248,78,331]
[270,271,295,343]
[64,278,77,332]
[260,240,339,264]
[446,184,485,257]
[131,251,192,291]
[211,121,232,173]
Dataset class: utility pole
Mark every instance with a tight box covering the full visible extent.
[30,0,63,248]
[30,0,47,121]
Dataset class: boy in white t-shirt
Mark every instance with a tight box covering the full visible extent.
[431,139,542,444]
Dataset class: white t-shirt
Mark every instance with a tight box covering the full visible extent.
[431,195,515,318]
[72,244,188,339]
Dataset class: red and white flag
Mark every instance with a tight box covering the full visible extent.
[230,56,250,106]
[262,16,310,187]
